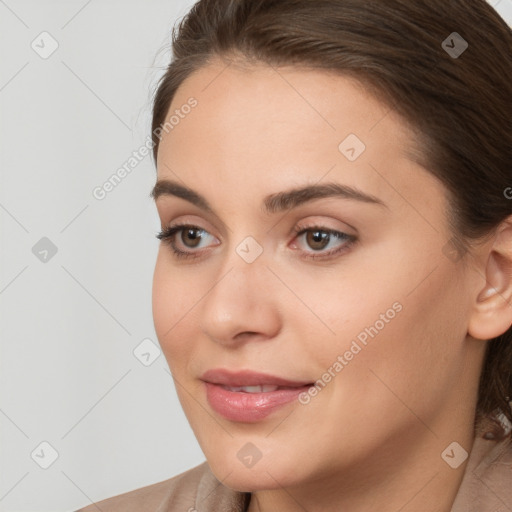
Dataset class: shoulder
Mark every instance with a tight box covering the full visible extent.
[470,435,512,507]
[74,461,249,512]
[451,410,512,511]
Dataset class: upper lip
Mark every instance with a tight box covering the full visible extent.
[200,369,313,387]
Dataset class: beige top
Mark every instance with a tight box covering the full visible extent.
[76,415,512,512]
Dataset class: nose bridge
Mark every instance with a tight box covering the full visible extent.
[198,233,281,344]
[215,224,269,288]
[205,233,267,315]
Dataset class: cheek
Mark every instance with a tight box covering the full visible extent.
[152,254,196,367]
[152,256,173,340]
[298,244,466,407]
[329,269,468,424]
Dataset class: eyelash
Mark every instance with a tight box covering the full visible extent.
[155,223,357,262]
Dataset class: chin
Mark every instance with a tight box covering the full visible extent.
[205,449,304,492]
[209,464,293,493]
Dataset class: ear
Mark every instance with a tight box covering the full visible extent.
[467,216,512,341]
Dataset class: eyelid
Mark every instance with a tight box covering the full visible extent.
[159,213,220,236]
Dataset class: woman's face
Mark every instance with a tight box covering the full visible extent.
[152,61,485,491]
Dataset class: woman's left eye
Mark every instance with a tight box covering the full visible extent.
[156,223,356,261]
[290,225,356,260]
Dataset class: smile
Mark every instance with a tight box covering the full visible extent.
[201,369,314,422]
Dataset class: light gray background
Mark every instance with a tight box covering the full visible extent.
[1,1,511,511]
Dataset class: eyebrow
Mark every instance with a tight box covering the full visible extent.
[150,179,388,215]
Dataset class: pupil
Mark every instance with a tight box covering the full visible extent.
[309,230,329,250]
[184,228,201,247]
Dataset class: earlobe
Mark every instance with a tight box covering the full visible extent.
[467,218,512,341]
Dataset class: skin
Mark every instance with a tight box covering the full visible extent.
[151,58,512,512]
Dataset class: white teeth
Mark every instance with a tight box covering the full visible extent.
[260,385,279,392]
[222,385,280,393]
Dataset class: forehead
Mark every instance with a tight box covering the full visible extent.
[155,60,436,213]
[161,60,409,150]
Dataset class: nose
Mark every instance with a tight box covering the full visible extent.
[199,252,282,348]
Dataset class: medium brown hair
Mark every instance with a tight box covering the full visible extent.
[151,0,512,438]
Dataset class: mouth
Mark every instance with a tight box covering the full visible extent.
[218,384,301,392]
[200,369,315,422]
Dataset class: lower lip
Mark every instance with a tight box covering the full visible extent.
[204,382,312,422]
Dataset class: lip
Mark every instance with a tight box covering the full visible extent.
[201,369,314,423]
[200,368,313,387]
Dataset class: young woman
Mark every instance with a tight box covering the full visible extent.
[77,0,512,510]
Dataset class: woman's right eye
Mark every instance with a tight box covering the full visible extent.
[156,224,216,260]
